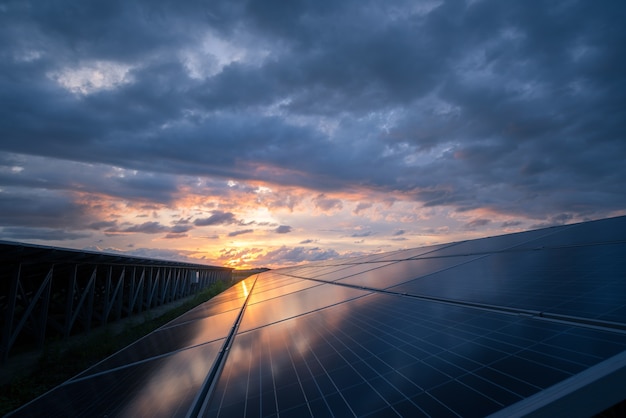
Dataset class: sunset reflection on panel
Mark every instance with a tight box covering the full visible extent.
[239,283,369,333]
[119,341,223,417]
[102,280,254,417]
[207,293,367,416]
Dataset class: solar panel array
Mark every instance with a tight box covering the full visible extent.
[9,216,626,417]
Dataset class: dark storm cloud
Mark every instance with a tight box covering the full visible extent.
[0,188,90,228]
[0,153,180,204]
[0,0,625,232]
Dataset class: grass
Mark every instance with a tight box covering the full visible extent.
[0,280,229,416]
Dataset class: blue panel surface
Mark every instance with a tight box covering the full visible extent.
[203,292,626,417]
[239,283,370,333]
[79,309,239,377]
[8,216,626,417]
[390,243,626,322]
[337,255,481,289]
[247,278,322,305]
[12,340,224,418]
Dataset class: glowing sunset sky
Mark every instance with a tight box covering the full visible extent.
[1,1,625,268]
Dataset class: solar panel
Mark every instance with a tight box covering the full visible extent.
[8,216,626,417]
[202,293,626,417]
[390,242,626,324]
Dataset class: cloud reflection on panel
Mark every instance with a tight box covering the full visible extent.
[239,281,370,333]
[205,288,378,416]
[114,280,254,417]
[118,341,223,417]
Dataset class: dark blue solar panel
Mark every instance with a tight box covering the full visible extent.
[78,308,239,377]
[415,226,562,258]
[8,216,626,417]
[167,277,252,325]
[512,216,626,250]
[247,276,322,304]
[280,264,350,278]
[390,243,626,322]
[306,262,396,282]
[337,255,482,289]
[239,283,370,332]
[202,292,626,417]
[14,340,224,418]
[368,243,452,261]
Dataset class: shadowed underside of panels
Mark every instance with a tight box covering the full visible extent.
[9,216,626,417]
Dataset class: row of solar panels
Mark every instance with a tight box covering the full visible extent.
[9,216,626,417]
[0,240,232,269]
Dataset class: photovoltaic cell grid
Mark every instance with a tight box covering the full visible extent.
[205,294,626,417]
[9,216,626,417]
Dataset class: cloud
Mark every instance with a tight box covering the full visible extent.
[228,229,254,237]
[87,246,210,265]
[194,211,237,226]
[351,231,373,238]
[0,227,90,241]
[164,233,188,239]
[170,224,193,234]
[313,194,343,212]
[354,202,373,215]
[0,188,91,229]
[119,221,169,234]
[201,235,220,240]
[530,213,576,229]
[88,221,118,230]
[463,219,492,231]
[1,0,625,267]
[275,225,292,234]
[261,246,340,265]
[102,220,192,237]
[501,221,523,228]
[393,230,406,236]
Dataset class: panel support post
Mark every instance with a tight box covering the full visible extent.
[1,264,21,363]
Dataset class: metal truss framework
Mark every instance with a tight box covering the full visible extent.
[0,241,232,362]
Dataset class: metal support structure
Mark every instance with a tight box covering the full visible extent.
[1,265,54,362]
[1,264,21,362]
[0,241,233,363]
[102,267,125,326]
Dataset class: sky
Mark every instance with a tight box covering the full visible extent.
[1,0,625,269]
